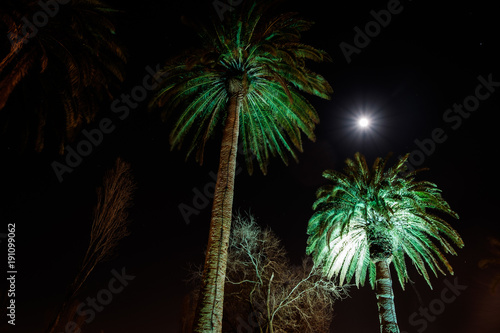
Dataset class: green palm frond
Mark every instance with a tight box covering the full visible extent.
[150,0,332,175]
[0,0,126,152]
[306,152,464,289]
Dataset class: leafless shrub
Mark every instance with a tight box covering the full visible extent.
[47,158,136,333]
[181,212,349,333]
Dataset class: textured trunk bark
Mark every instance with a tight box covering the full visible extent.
[375,260,400,333]
[193,89,241,332]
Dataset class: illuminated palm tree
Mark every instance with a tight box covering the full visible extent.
[0,0,126,152]
[150,1,332,331]
[306,153,464,333]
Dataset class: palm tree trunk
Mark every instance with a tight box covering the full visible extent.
[193,83,242,332]
[374,259,400,333]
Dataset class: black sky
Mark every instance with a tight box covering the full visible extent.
[2,0,500,332]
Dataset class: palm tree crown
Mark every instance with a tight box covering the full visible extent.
[306,152,464,289]
[150,1,332,174]
[0,0,126,152]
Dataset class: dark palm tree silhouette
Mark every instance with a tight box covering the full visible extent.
[0,0,126,153]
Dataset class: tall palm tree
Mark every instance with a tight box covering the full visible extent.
[150,1,332,331]
[0,0,126,152]
[306,153,464,333]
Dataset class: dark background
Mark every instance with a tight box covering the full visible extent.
[2,0,500,332]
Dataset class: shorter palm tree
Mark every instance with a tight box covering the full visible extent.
[306,152,464,333]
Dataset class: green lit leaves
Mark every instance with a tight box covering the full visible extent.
[306,153,464,290]
[151,0,332,174]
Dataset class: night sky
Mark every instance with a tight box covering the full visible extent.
[2,0,500,332]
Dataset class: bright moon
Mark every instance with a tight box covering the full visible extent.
[358,117,370,128]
